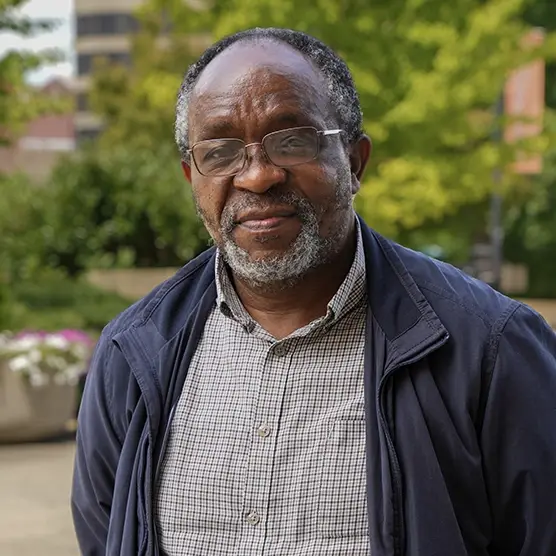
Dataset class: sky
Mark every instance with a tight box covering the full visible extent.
[0,0,74,84]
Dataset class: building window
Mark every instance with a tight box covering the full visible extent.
[76,13,140,36]
[77,52,132,76]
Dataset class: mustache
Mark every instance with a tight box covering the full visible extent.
[221,190,315,234]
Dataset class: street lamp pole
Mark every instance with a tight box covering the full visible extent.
[490,95,504,291]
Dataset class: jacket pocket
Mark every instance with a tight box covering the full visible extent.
[318,419,368,539]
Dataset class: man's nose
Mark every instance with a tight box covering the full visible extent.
[232,143,286,194]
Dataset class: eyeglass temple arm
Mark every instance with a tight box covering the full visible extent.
[320,129,343,136]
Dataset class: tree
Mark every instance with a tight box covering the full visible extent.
[88,0,556,238]
[88,7,204,151]
[503,136,556,296]
[401,0,556,293]
[44,143,209,274]
[522,0,556,109]
[0,0,64,328]
[0,0,62,144]
[494,0,556,297]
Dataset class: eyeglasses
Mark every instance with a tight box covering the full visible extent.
[187,126,343,177]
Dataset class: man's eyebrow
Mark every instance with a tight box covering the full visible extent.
[195,109,318,141]
[196,120,237,140]
[270,112,305,125]
[262,111,320,131]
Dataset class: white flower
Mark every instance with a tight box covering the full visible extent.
[64,363,84,382]
[28,371,49,388]
[45,335,70,351]
[8,355,30,373]
[1,329,92,386]
[12,336,40,351]
[71,343,89,359]
[45,356,67,371]
[27,349,42,364]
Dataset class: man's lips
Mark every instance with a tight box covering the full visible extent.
[236,208,297,231]
[239,215,296,231]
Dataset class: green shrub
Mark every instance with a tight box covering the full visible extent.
[44,143,209,275]
[9,269,133,333]
[0,278,13,331]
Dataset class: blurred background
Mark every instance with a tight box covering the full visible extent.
[1,0,556,554]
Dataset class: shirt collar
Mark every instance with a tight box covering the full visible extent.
[215,249,253,329]
[215,216,366,330]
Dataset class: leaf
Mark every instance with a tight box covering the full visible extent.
[88,0,556,238]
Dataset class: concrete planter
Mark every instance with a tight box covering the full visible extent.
[0,360,77,443]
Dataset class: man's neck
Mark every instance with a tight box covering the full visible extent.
[230,223,358,340]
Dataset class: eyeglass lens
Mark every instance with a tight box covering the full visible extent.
[191,127,320,177]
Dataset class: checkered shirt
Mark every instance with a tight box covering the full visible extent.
[155,221,369,555]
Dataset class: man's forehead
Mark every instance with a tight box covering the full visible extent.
[192,40,324,102]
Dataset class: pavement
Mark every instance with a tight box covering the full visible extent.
[0,440,79,556]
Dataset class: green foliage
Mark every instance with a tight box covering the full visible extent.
[88,7,202,151]
[0,173,49,280]
[213,0,556,235]
[65,0,556,297]
[504,127,556,297]
[0,276,12,331]
[0,0,63,144]
[44,142,209,274]
[7,269,133,333]
[0,172,49,331]
[87,0,555,238]
[522,0,556,108]
[492,0,556,297]
[0,0,52,33]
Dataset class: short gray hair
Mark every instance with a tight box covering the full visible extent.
[175,27,363,160]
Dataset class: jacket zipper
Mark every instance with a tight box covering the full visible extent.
[377,367,405,556]
[378,333,450,556]
[142,330,448,556]
[150,403,177,556]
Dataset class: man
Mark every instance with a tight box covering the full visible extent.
[72,27,556,556]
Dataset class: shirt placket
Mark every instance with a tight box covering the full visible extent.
[236,339,292,555]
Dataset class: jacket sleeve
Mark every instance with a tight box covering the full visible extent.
[71,334,124,556]
[481,303,556,556]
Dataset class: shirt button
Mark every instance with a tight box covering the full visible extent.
[246,511,261,525]
[257,423,271,438]
[274,345,287,357]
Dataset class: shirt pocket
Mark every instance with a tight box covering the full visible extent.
[318,419,368,538]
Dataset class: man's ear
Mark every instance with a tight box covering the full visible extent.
[349,135,372,194]
[181,160,192,183]
[350,134,372,180]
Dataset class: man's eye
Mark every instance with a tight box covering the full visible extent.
[278,136,308,150]
[203,145,238,161]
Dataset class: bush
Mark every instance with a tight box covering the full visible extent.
[44,142,209,275]
[0,173,48,281]
[0,278,13,331]
[8,269,133,334]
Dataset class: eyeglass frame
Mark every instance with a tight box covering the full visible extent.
[185,126,344,177]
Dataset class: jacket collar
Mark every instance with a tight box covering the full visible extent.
[359,216,449,368]
[117,217,449,376]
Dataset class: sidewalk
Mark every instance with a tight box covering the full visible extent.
[0,440,78,556]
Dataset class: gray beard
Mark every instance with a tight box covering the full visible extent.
[197,167,354,290]
[221,198,332,290]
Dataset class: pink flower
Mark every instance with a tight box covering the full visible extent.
[58,329,93,346]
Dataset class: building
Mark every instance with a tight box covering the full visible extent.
[0,79,75,182]
[74,0,142,144]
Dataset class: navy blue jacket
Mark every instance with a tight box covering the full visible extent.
[72,220,556,556]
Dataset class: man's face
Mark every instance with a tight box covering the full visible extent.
[185,41,366,287]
